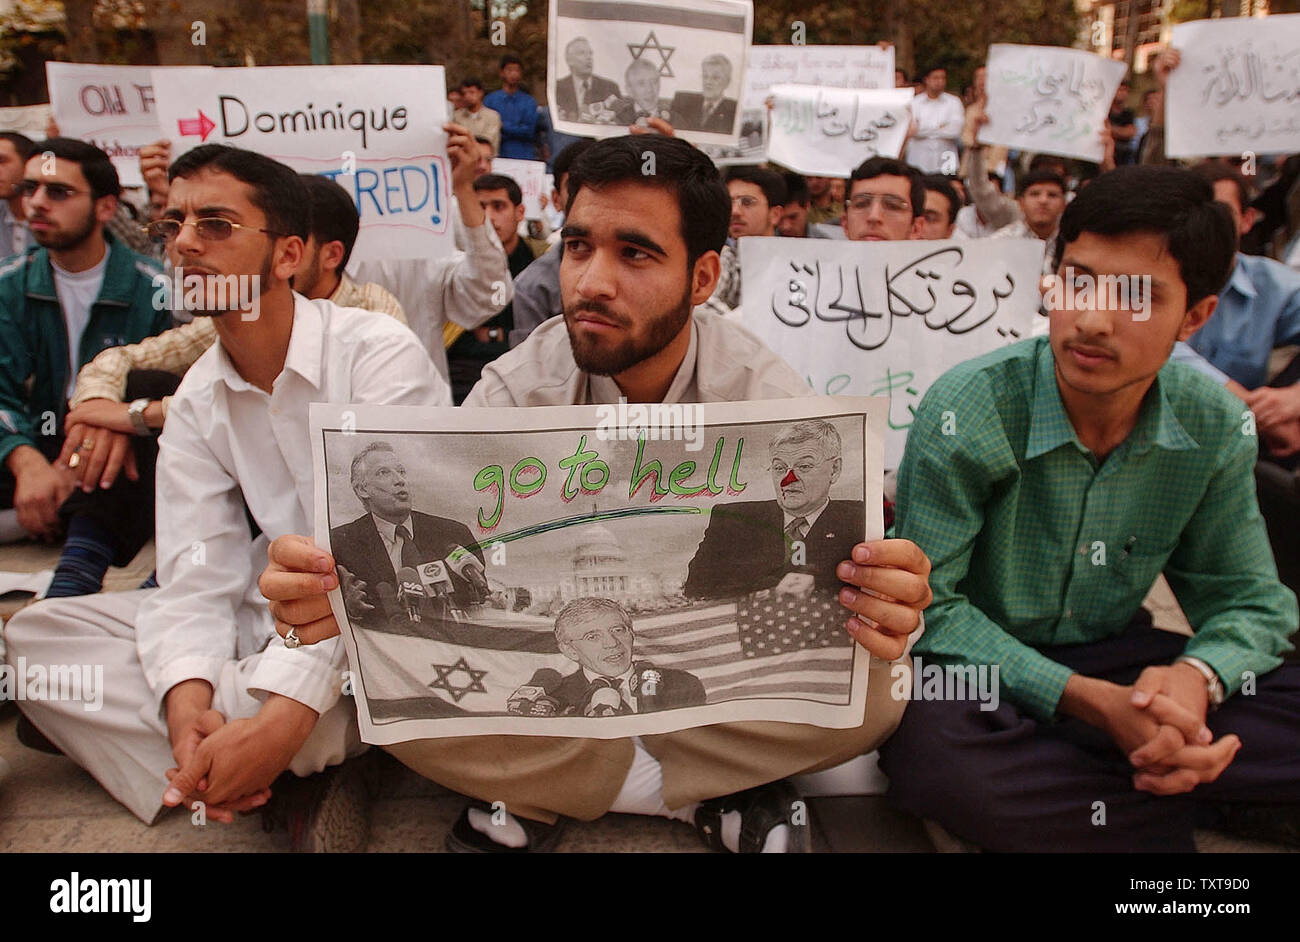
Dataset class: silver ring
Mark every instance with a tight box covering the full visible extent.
[284,627,302,649]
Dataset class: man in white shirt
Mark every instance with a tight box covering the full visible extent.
[261,135,934,854]
[3,144,448,849]
[905,67,966,175]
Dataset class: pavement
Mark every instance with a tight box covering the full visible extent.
[0,541,1292,853]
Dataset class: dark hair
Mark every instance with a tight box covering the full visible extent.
[921,65,946,79]
[553,138,597,189]
[1054,165,1236,309]
[849,156,924,218]
[499,54,523,71]
[781,171,810,207]
[921,174,960,225]
[31,137,119,199]
[1016,169,1066,198]
[1028,153,1070,176]
[724,165,786,209]
[564,135,728,269]
[169,144,308,240]
[0,131,35,162]
[461,76,483,91]
[1192,161,1252,215]
[299,173,360,271]
[473,172,523,207]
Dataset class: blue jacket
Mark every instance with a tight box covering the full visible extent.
[484,88,540,159]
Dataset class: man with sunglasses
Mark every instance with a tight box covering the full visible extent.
[841,156,925,243]
[3,144,447,850]
[0,138,171,551]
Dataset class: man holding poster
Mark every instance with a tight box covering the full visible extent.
[263,135,934,854]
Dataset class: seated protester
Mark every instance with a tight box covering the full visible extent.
[0,131,37,259]
[696,165,785,317]
[842,156,924,242]
[776,171,811,238]
[261,136,933,854]
[2,144,447,848]
[0,139,171,559]
[1187,163,1300,460]
[508,138,596,348]
[446,173,537,404]
[48,172,412,599]
[989,169,1069,276]
[880,166,1300,852]
[144,123,507,389]
[919,174,960,240]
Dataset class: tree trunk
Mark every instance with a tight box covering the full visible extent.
[334,0,364,63]
[142,0,213,66]
[63,0,100,62]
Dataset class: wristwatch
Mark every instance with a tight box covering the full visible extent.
[1176,656,1226,708]
[127,398,152,436]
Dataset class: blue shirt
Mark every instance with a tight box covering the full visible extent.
[1169,341,1229,386]
[1188,252,1300,388]
[484,88,539,160]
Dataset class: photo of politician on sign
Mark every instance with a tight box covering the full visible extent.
[311,398,884,744]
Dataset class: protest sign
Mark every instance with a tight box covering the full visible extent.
[152,65,451,263]
[0,103,53,140]
[1166,13,1300,158]
[547,0,753,147]
[978,43,1125,163]
[766,85,912,177]
[491,157,547,220]
[47,63,170,187]
[311,396,883,743]
[704,43,895,166]
[739,237,1044,468]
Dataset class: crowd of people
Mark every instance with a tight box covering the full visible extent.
[0,41,1297,855]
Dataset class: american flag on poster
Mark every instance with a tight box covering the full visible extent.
[633,591,854,704]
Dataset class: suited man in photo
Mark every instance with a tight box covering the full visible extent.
[555,37,622,122]
[613,59,673,127]
[683,420,864,600]
[330,441,487,623]
[512,597,706,716]
[668,54,739,133]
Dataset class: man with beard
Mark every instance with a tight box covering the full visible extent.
[260,136,934,854]
[3,144,447,851]
[44,173,407,599]
[0,139,170,557]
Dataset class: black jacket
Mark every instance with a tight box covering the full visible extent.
[682,499,864,599]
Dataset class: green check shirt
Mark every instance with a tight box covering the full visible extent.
[896,337,1298,722]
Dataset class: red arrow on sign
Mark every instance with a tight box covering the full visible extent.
[177,111,216,141]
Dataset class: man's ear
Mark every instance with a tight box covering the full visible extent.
[909,215,925,239]
[767,205,782,233]
[1241,207,1258,236]
[94,194,118,226]
[272,234,305,283]
[690,250,722,305]
[829,455,842,484]
[514,203,525,225]
[1177,294,1218,342]
[319,239,346,275]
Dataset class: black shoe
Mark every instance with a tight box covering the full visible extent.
[694,779,810,853]
[259,759,372,853]
[445,800,567,853]
[1217,802,1300,849]
[15,714,62,755]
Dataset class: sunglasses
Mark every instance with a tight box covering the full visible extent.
[143,218,282,244]
[17,180,86,201]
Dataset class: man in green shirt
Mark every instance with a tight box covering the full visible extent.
[880,166,1300,851]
